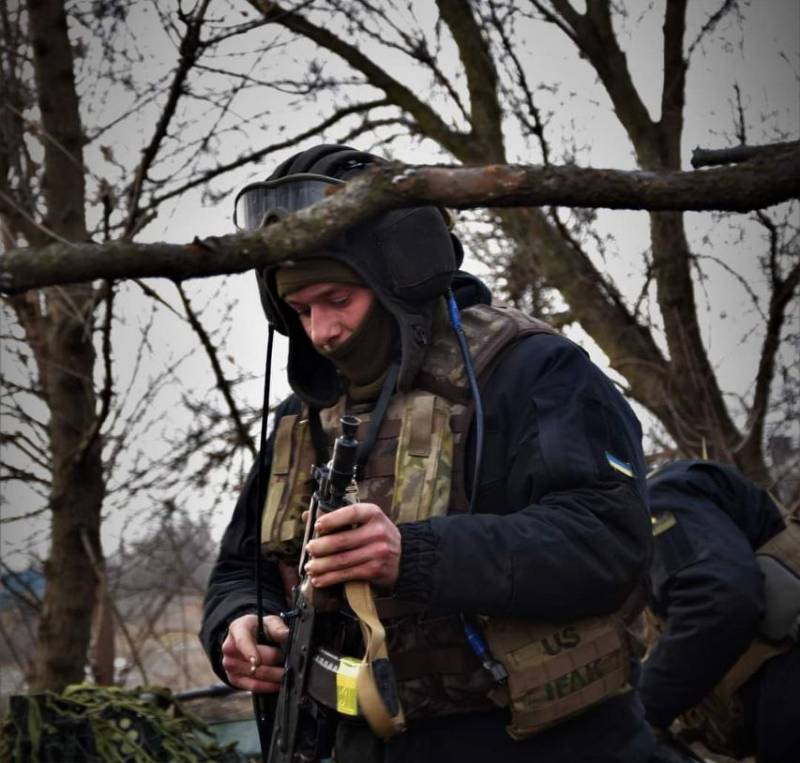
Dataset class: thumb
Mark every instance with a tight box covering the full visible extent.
[265,614,290,644]
[230,615,260,664]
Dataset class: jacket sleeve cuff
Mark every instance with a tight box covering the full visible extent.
[393,520,438,605]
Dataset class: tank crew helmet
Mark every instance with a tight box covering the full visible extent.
[235,144,463,408]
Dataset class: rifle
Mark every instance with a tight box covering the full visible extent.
[266,415,361,763]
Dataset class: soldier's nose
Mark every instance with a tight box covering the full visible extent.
[310,309,340,348]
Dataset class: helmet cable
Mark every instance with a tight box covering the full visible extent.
[446,290,507,685]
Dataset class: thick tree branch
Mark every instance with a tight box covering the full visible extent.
[26,0,105,694]
[325,0,469,122]
[3,150,798,294]
[544,0,661,168]
[436,0,504,160]
[255,1,473,158]
[737,248,800,471]
[659,0,687,166]
[692,140,800,168]
[494,205,671,419]
[73,282,114,466]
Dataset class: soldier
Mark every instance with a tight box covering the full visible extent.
[200,144,656,762]
[642,460,800,763]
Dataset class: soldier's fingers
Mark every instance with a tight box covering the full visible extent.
[310,557,389,588]
[227,672,283,694]
[221,614,257,657]
[248,662,284,684]
[315,502,381,534]
[255,643,284,666]
[227,614,263,665]
[223,646,283,681]
[306,542,382,576]
[306,523,369,558]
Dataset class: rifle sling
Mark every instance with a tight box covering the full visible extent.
[345,579,406,738]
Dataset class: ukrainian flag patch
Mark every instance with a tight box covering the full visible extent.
[606,451,634,478]
[652,511,677,536]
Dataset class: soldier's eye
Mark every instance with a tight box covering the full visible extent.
[329,292,350,307]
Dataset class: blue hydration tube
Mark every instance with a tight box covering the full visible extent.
[446,290,507,685]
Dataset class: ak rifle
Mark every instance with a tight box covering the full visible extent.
[266,415,361,763]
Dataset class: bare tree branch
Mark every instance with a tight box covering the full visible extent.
[123,0,212,236]
[691,140,800,168]
[436,0,504,158]
[545,0,661,168]
[177,284,256,456]
[142,98,390,214]
[255,0,475,158]
[687,0,739,59]
[660,0,687,166]
[737,220,800,467]
[488,1,551,164]
[3,151,798,294]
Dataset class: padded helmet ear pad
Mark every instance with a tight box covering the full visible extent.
[256,269,287,334]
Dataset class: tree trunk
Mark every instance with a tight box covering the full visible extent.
[26,0,105,693]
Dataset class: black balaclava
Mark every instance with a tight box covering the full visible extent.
[274,258,397,402]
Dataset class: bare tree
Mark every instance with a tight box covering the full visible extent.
[0,0,343,691]
[240,0,798,486]
[1,0,797,691]
[10,2,794,483]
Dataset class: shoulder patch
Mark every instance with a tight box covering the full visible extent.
[605,451,634,478]
[651,511,677,537]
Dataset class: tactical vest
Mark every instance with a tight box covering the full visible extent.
[262,303,638,737]
[645,509,800,757]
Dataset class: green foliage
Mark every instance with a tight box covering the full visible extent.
[0,684,246,763]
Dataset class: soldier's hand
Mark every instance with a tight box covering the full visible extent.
[221,613,288,693]
[305,502,401,588]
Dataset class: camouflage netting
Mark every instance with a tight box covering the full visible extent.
[0,684,247,763]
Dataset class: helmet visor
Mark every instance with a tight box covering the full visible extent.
[233,173,345,231]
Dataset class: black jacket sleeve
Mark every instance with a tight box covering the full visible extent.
[395,333,652,622]
[638,461,783,729]
[199,395,301,682]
